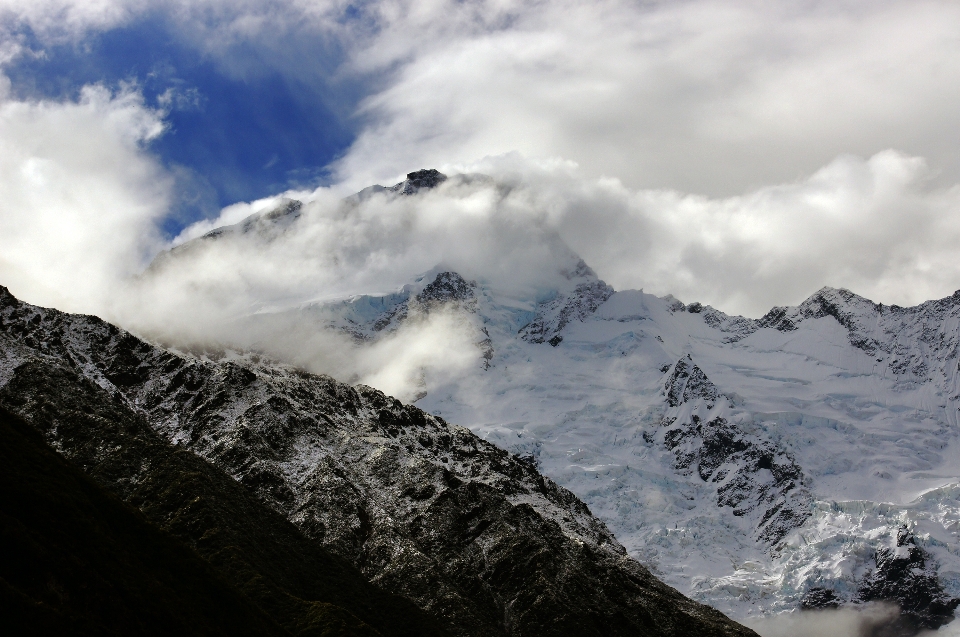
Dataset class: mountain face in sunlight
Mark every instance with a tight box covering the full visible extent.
[140,172,960,633]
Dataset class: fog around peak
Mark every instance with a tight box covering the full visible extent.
[2,0,960,393]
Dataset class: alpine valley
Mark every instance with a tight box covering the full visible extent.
[5,170,960,635]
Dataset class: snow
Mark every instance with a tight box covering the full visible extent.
[304,265,960,623]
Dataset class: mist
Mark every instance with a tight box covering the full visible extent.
[5,105,960,399]
[744,603,960,637]
[3,1,960,398]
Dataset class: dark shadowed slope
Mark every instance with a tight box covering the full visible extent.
[0,348,449,636]
[0,284,757,637]
[0,405,287,637]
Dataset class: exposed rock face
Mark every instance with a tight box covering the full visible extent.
[392,169,448,195]
[416,271,476,307]
[800,587,840,610]
[657,356,811,545]
[663,355,719,408]
[857,526,959,632]
[519,267,614,345]
[0,285,757,637]
[0,397,441,637]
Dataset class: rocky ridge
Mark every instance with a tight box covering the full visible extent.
[655,355,812,546]
[0,285,755,637]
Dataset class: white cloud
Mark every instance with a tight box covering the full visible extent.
[130,149,960,352]
[334,0,960,197]
[0,0,146,42]
[7,0,960,197]
[518,150,960,315]
[1,0,960,345]
[742,603,903,637]
[0,83,171,314]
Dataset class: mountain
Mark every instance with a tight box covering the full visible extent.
[0,284,755,636]
[147,169,960,632]
[53,167,960,633]
[320,268,960,632]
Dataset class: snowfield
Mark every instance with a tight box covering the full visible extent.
[302,261,960,627]
[141,174,960,631]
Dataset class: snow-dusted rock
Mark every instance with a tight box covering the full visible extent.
[0,284,755,637]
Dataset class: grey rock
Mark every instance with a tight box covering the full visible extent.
[857,526,959,632]
[659,356,811,545]
[0,285,757,637]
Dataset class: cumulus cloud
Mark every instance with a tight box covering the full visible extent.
[520,150,960,316]
[129,172,584,327]
[334,0,960,197]
[9,0,960,197]
[0,82,170,315]
[0,0,960,396]
[120,149,960,361]
[0,0,145,42]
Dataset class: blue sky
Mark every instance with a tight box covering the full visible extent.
[4,15,357,235]
[3,0,960,317]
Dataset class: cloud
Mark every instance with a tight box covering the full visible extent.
[0,0,144,40]
[125,149,960,357]
[0,0,959,394]
[333,0,960,198]
[526,150,960,316]
[7,0,960,197]
[742,603,904,637]
[0,82,170,315]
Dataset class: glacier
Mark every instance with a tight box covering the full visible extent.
[142,171,960,630]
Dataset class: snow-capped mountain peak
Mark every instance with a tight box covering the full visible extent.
[135,171,960,630]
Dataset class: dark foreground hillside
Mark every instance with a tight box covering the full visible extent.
[0,285,757,637]
[0,372,447,637]
[0,402,448,637]
[0,406,287,637]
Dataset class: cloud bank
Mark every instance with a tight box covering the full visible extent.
[335,0,960,198]
[0,0,959,367]
[7,0,960,194]
[0,83,169,314]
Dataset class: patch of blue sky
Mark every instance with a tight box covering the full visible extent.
[5,16,358,237]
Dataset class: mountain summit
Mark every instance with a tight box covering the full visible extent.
[106,172,960,630]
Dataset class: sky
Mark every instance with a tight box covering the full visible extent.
[2,0,960,320]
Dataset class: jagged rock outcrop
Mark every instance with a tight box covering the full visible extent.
[663,355,719,408]
[519,262,614,345]
[0,348,448,637]
[391,169,448,195]
[658,356,811,545]
[857,526,959,633]
[416,271,476,308]
[0,285,757,637]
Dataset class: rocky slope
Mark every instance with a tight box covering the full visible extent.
[0,285,755,637]
[300,267,960,631]
[115,168,960,631]
[0,313,449,637]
